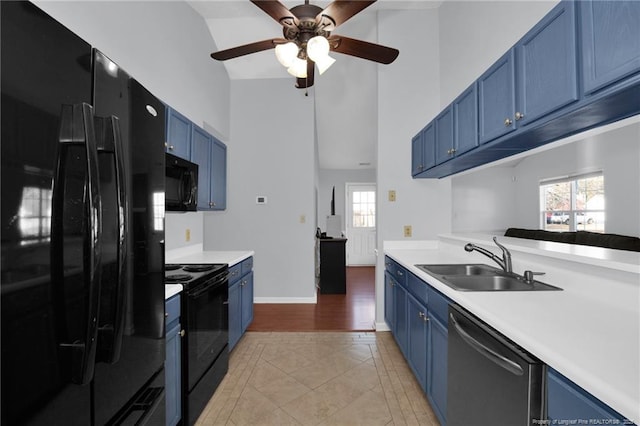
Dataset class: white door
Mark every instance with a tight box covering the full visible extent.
[345,183,376,265]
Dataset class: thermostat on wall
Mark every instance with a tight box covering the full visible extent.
[256,196,267,204]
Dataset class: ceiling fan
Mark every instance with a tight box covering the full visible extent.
[210,0,399,89]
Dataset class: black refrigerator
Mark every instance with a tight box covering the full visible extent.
[1,2,166,424]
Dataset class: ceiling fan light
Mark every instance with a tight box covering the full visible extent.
[275,42,298,67]
[315,55,336,75]
[287,57,307,78]
[306,36,330,62]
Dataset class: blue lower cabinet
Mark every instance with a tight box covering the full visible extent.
[240,271,254,333]
[428,316,448,426]
[547,368,635,424]
[384,272,395,330]
[228,257,254,351]
[393,282,409,357]
[165,295,181,426]
[407,294,428,391]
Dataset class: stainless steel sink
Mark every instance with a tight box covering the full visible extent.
[415,263,501,276]
[442,274,562,292]
[415,263,562,292]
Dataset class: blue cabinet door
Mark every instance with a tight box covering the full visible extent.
[478,49,517,144]
[240,271,254,333]
[210,137,227,210]
[384,272,395,330]
[581,0,640,94]
[191,125,212,210]
[547,368,633,424]
[454,83,479,156]
[435,106,454,165]
[411,131,424,176]
[228,281,241,350]
[407,294,428,391]
[394,282,408,357]
[165,107,192,159]
[165,321,181,426]
[428,316,448,426]
[517,0,578,126]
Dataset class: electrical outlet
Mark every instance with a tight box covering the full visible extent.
[300,214,306,224]
[388,190,396,202]
[185,229,191,242]
[403,225,412,238]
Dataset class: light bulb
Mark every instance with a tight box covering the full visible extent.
[314,55,336,75]
[307,36,330,62]
[287,57,307,78]
[275,42,298,67]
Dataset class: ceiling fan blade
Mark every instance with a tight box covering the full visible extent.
[328,35,399,64]
[251,0,299,29]
[210,38,287,61]
[316,0,376,31]
[296,59,315,89]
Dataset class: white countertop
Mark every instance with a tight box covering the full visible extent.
[384,235,639,422]
[164,244,255,300]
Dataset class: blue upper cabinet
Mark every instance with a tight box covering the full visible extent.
[580,0,640,95]
[453,83,479,156]
[191,125,213,210]
[210,138,227,210]
[478,49,517,144]
[191,126,227,211]
[481,1,578,141]
[411,122,435,176]
[434,106,454,165]
[166,107,192,159]
[516,0,578,126]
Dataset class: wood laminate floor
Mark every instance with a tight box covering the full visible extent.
[247,266,376,332]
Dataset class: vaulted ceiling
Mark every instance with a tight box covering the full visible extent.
[188,1,441,170]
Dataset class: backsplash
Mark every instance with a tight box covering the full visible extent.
[165,211,204,251]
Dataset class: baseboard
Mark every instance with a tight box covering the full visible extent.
[254,295,317,304]
[375,321,391,332]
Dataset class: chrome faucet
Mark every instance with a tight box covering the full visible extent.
[464,236,513,273]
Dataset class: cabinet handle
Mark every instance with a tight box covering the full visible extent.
[164,142,175,150]
[397,270,403,277]
[450,148,456,155]
[418,312,424,318]
[515,111,524,121]
[504,118,513,126]
[424,315,429,322]
[179,330,185,337]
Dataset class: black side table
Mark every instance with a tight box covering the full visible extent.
[318,238,347,294]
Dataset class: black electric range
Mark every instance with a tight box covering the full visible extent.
[164,263,229,425]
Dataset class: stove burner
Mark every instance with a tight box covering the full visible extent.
[165,264,182,271]
[182,264,215,272]
[165,274,193,283]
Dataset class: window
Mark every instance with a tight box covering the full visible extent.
[540,173,604,233]
[352,190,375,228]
[18,186,52,243]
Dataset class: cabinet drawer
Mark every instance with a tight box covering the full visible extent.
[408,272,428,306]
[228,263,242,285]
[427,286,449,325]
[384,256,397,276]
[241,257,253,275]
[166,295,180,326]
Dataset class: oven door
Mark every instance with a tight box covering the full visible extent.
[184,272,228,391]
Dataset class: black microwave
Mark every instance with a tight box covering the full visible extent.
[165,153,198,211]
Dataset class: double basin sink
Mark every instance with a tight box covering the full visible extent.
[415,263,562,292]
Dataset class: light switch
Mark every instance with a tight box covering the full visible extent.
[388,190,396,202]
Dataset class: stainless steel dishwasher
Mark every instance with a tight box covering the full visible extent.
[447,304,546,425]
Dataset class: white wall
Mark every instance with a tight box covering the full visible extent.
[34,1,230,139]
[203,78,316,302]
[317,169,376,233]
[376,8,451,328]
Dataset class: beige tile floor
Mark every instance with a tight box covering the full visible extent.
[195,331,441,426]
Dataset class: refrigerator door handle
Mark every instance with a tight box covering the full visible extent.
[95,115,128,364]
[51,103,103,385]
